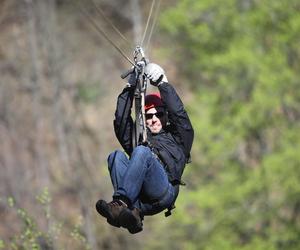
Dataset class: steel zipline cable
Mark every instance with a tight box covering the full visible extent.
[140,0,156,48]
[75,0,160,67]
[144,0,161,52]
[75,1,135,66]
[89,0,132,47]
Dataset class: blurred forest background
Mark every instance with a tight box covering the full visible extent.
[0,0,300,249]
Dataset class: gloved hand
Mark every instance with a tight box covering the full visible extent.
[144,63,168,86]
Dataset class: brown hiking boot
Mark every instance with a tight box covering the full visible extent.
[95,199,127,227]
[119,207,143,234]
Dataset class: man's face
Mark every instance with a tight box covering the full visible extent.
[145,107,165,134]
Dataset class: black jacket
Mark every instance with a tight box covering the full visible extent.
[114,82,194,184]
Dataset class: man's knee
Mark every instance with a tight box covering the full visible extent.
[132,145,152,159]
[107,150,126,171]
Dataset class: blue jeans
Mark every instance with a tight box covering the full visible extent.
[107,146,178,216]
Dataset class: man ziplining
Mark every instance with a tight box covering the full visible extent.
[96,63,194,234]
[77,0,194,235]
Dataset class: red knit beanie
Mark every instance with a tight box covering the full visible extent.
[145,93,164,111]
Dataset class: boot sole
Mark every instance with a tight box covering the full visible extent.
[119,208,143,234]
[95,200,120,228]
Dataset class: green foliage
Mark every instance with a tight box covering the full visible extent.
[144,0,300,249]
[5,193,53,250]
[2,188,91,250]
[70,219,91,250]
[0,239,5,249]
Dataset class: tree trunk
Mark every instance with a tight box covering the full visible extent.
[25,0,50,188]
[40,0,72,176]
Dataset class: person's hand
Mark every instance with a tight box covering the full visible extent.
[145,63,168,86]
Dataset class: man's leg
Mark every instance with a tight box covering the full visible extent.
[114,146,174,233]
[97,146,172,233]
[96,150,129,227]
[114,145,171,206]
[107,150,129,192]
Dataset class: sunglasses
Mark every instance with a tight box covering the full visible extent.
[145,111,165,120]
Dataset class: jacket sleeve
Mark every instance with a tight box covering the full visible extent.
[158,82,194,159]
[113,86,135,155]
